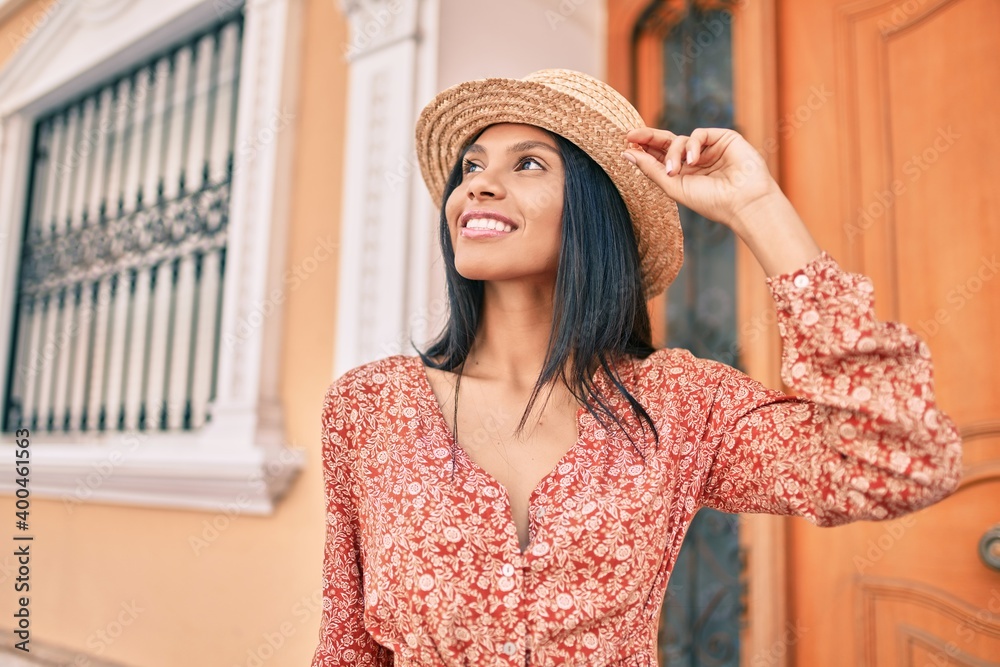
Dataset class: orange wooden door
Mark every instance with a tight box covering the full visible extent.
[610,0,1000,663]
[779,0,1000,663]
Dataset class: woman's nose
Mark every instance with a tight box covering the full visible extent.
[467,168,505,199]
[468,186,496,199]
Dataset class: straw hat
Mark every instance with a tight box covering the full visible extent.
[414,68,682,298]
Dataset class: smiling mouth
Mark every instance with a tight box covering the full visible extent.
[463,217,515,233]
[459,211,519,235]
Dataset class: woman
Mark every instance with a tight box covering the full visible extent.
[311,69,962,666]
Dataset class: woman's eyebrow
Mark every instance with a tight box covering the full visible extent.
[463,140,560,156]
[505,140,560,155]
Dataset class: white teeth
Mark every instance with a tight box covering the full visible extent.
[465,217,515,232]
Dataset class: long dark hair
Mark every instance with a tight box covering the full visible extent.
[417,128,659,456]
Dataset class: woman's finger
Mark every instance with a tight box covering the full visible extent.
[691,128,741,167]
[663,135,689,176]
[642,145,667,162]
[626,127,678,153]
[621,148,684,201]
[686,128,711,167]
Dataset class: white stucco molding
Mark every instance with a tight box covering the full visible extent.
[0,0,305,514]
[334,0,441,377]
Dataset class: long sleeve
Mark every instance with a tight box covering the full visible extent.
[312,379,393,666]
[697,252,963,526]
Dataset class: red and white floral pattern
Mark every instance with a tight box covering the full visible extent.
[311,253,963,666]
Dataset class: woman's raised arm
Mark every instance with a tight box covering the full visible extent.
[623,126,820,277]
[624,126,962,524]
[690,253,962,525]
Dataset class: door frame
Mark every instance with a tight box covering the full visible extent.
[608,1,790,664]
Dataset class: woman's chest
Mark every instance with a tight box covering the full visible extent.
[353,425,699,581]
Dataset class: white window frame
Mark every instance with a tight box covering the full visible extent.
[0,0,305,514]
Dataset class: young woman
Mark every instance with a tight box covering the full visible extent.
[311,69,962,666]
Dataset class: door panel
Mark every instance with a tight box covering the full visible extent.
[859,577,1000,663]
[782,0,1000,664]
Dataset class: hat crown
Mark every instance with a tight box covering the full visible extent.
[521,69,644,134]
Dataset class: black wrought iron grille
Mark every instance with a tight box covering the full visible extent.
[633,2,745,665]
[3,11,244,434]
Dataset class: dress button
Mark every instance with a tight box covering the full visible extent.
[502,641,518,656]
[793,274,810,289]
[501,563,515,577]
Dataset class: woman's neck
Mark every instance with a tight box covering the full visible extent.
[466,280,558,389]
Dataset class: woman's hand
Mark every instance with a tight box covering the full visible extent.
[623,127,822,277]
[622,127,777,231]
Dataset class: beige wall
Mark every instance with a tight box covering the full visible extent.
[0,0,349,665]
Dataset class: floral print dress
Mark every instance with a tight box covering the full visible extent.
[311,253,963,666]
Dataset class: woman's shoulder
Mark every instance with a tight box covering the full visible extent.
[631,347,740,389]
[332,353,417,384]
[325,354,421,405]
[634,346,708,374]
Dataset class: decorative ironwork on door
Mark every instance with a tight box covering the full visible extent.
[3,10,244,434]
[632,2,745,664]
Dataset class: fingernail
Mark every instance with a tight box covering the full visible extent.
[686,150,694,165]
[622,151,637,165]
[665,159,673,175]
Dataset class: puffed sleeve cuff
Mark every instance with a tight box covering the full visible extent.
[766,251,876,326]
[762,250,961,488]
[763,252,930,394]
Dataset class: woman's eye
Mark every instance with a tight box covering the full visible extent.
[461,158,482,174]
[518,157,543,170]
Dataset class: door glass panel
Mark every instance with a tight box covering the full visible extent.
[633,3,744,664]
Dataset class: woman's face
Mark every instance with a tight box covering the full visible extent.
[444,123,565,286]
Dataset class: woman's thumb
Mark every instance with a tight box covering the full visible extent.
[622,149,681,200]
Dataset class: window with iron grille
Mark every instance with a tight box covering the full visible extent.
[3,13,243,435]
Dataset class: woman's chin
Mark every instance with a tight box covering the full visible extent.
[454,265,497,282]
[454,265,559,288]
[453,260,515,283]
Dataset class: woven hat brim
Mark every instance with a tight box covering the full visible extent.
[415,74,682,298]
